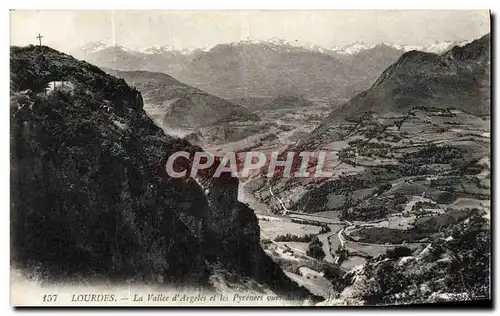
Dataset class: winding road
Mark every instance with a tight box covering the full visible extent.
[317,225,343,264]
[268,186,290,215]
[268,185,350,265]
[247,183,414,270]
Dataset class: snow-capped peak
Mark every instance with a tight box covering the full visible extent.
[229,37,289,47]
[114,45,141,54]
[423,41,455,54]
[222,38,333,54]
[140,45,176,55]
[75,37,477,58]
[425,39,473,54]
[288,41,329,53]
[328,39,474,56]
[138,45,206,55]
[330,42,377,55]
[77,42,142,55]
[79,41,107,54]
[389,43,421,52]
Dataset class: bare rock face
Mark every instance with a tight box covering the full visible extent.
[195,175,260,258]
[188,162,313,298]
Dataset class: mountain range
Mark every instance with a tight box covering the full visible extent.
[75,38,470,58]
[71,38,468,100]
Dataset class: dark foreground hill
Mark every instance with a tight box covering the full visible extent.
[9,45,316,299]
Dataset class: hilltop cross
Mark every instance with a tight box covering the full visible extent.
[36,33,43,47]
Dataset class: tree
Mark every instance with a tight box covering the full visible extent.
[307,237,326,260]
[375,183,392,195]
[386,246,414,259]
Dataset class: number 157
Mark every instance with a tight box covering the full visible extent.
[42,294,57,302]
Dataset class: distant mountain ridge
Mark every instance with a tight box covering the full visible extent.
[71,37,477,100]
[74,38,472,57]
[329,39,472,55]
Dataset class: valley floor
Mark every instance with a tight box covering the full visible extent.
[235,105,490,303]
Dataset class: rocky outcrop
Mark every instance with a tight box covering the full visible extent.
[323,212,490,305]
[10,45,313,299]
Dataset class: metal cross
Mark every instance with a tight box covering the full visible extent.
[36,33,43,47]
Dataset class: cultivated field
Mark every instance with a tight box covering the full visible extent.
[259,220,322,240]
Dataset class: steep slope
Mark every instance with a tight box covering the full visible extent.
[324,211,490,305]
[320,33,490,125]
[10,45,315,300]
[11,46,205,285]
[337,44,405,94]
[103,69,260,143]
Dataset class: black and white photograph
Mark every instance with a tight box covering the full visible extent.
[9,9,491,307]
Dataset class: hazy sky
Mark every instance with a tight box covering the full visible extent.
[10,10,490,51]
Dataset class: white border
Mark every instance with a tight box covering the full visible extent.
[2,1,497,10]
[1,1,497,315]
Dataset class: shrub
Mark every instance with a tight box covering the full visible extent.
[375,183,392,195]
[385,246,414,259]
[306,237,325,260]
[319,225,331,234]
[274,233,315,243]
